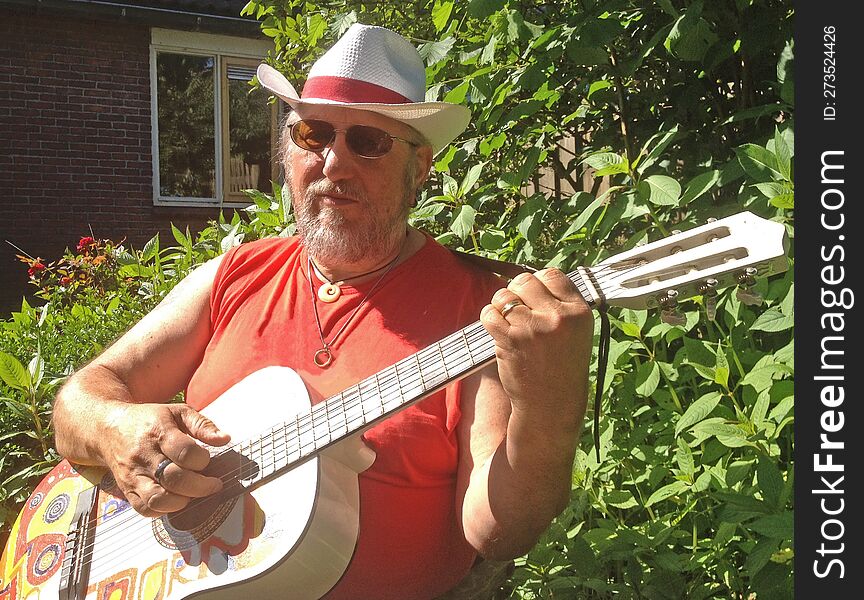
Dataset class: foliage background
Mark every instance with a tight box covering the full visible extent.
[1,0,793,597]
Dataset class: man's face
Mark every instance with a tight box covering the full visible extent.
[284,106,431,265]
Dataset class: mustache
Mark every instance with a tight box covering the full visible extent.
[305,180,367,203]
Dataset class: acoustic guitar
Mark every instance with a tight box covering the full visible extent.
[0,211,789,599]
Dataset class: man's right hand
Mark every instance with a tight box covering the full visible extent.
[103,403,231,517]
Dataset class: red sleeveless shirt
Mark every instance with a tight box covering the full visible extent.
[185,235,503,599]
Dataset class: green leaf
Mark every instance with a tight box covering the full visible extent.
[757,455,785,510]
[617,321,643,338]
[675,438,695,476]
[693,422,751,447]
[638,175,681,206]
[479,229,506,251]
[431,1,454,32]
[28,353,44,390]
[467,0,506,19]
[587,80,613,99]
[635,361,660,397]
[722,103,785,124]
[479,132,506,156]
[582,152,625,171]
[606,489,639,509]
[735,144,786,182]
[171,224,191,249]
[442,173,459,198]
[665,4,718,62]
[771,127,793,180]
[0,351,31,391]
[714,345,729,389]
[748,512,793,540]
[459,163,485,196]
[680,170,721,204]
[141,234,160,262]
[645,480,689,507]
[516,197,546,243]
[754,182,793,200]
[506,10,532,42]
[751,308,793,332]
[741,364,789,393]
[450,205,477,241]
[418,37,456,66]
[305,13,327,47]
[635,126,679,175]
[681,337,715,368]
[559,194,604,240]
[566,44,609,66]
[675,392,721,437]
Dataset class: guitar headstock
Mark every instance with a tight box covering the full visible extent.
[581,212,789,315]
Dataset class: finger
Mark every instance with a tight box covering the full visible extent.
[159,406,229,471]
[158,428,213,472]
[125,481,189,516]
[507,269,583,309]
[157,461,223,498]
[490,288,530,314]
[145,485,193,514]
[175,405,231,446]
[532,268,586,303]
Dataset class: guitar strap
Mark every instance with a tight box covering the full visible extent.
[447,248,537,279]
[448,248,610,463]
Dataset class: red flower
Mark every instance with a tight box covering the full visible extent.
[60,276,73,286]
[27,261,46,278]
[77,236,96,254]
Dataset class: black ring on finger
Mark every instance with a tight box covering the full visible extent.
[153,458,173,483]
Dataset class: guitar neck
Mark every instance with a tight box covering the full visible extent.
[228,269,596,489]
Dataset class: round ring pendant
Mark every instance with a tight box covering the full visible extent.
[318,283,341,303]
[313,348,333,368]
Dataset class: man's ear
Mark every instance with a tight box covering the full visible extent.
[414,145,434,189]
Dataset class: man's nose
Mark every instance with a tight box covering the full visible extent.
[321,131,357,181]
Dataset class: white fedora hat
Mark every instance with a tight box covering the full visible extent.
[257,24,471,155]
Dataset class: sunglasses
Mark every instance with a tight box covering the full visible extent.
[289,119,418,159]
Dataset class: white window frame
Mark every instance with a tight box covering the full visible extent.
[150,29,274,207]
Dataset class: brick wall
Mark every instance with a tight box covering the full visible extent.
[0,8,216,313]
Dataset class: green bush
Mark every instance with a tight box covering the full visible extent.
[2,1,794,597]
[246,0,794,596]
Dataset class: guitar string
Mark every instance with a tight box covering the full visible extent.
[76,262,650,577]
[82,321,501,580]
[73,261,641,578]
[72,260,639,571]
[82,328,500,581]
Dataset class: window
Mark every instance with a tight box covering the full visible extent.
[150,30,277,207]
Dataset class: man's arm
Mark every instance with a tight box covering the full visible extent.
[456,268,594,560]
[52,255,230,516]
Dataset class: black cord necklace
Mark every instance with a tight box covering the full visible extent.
[306,251,402,368]
[309,254,401,303]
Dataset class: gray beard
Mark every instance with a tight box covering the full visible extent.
[294,182,410,265]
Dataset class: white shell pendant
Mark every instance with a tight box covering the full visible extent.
[318,282,341,302]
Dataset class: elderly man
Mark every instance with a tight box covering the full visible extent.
[52,24,594,599]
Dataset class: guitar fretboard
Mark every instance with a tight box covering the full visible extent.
[224,268,595,489]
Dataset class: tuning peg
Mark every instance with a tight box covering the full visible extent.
[657,289,686,325]
[699,278,719,320]
[735,267,763,306]
[661,309,687,326]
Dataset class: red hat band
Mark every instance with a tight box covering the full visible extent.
[301,76,413,105]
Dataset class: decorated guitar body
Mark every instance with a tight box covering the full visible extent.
[0,367,374,600]
[0,211,789,599]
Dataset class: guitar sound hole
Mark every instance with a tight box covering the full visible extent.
[160,448,259,537]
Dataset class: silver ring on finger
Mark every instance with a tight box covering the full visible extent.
[153,458,173,484]
[500,299,525,318]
